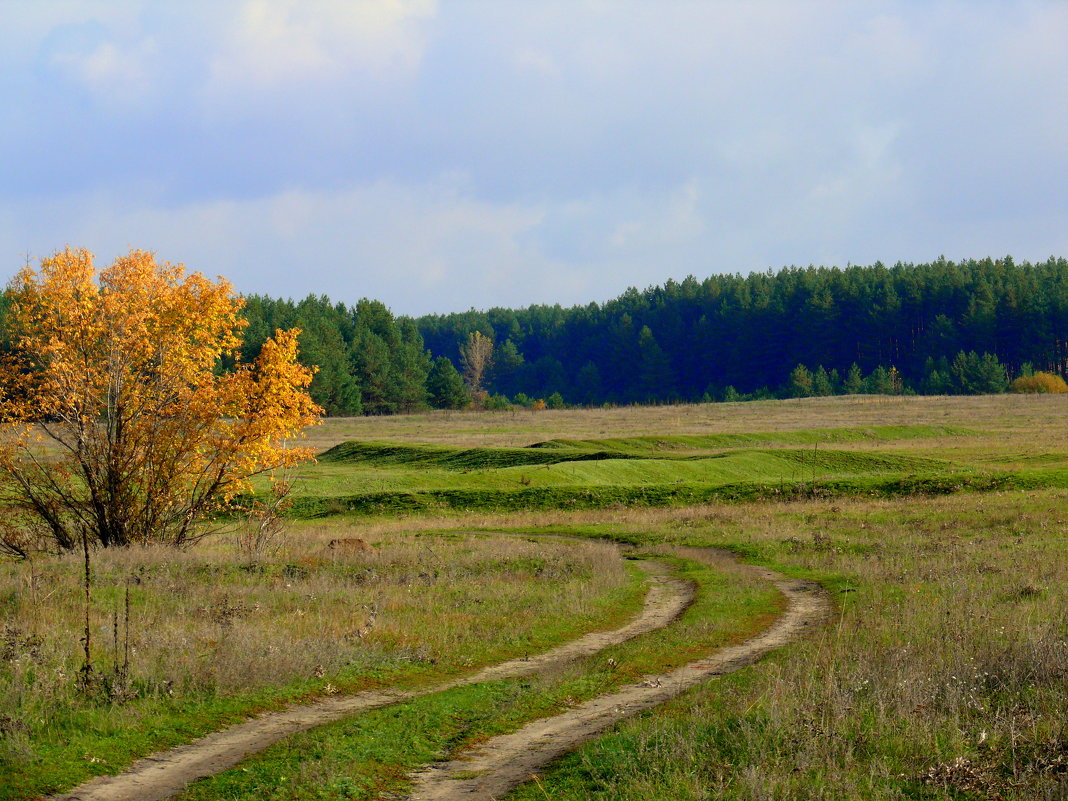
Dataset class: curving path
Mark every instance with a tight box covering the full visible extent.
[52,559,692,801]
[405,550,832,801]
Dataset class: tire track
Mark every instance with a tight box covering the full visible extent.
[52,559,692,801]
[405,551,831,801]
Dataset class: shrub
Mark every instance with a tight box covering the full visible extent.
[483,394,512,410]
[1010,371,1068,393]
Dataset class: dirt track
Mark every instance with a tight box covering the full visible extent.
[51,559,692,801]
[405,551,832,801]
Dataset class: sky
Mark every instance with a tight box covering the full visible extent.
[1,1,1066,316]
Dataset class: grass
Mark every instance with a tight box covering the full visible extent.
[174,548,782,801]
[499,492,1068,800]
[4,393,1067,800]
[529,424,976,452]
[0,529,640,800]
[296,394,1068,452]
[278,400,1068,517]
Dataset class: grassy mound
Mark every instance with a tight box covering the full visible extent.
[292,427,992,517]
[318,426,963,473]
[287,471,1064,519]
[529,425,975,454]
[319,440,636,470]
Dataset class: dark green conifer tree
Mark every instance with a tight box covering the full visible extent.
[789,364,814,398]
[636,326,674,402]
[811,366,833,396]
[574,362,603,406]
[843,363,865,394]
[426,356,469,409]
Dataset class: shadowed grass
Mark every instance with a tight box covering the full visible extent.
[529,424,976,453]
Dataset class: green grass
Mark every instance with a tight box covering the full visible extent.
[174,552,782,801]
[319,426,973,468]
[529,424,977,453]
[278,420,1068,524]
[282,469,1068,519]
[0,535,643,801]
[280,424,998,517]
[500,493,1068,801]
[293,452,954,497]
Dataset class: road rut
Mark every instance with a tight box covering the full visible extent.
[52,559,692,801]
[406,550,831,801]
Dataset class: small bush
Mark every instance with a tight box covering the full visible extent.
[1010,372,1068,393]
[483,394,513,410]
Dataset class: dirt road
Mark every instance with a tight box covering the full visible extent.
[52,559,692,801]
[405,552,831,801]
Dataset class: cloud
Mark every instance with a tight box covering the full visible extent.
[48,35,157,103]
[610,179,705,252]
[0,178,558,314]
[513,48,559,79]
[206,0,436,97]
[0,1,1065,315]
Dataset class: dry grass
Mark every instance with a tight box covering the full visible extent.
[0,526,633,793]
[301,394,1068,451]
[504,491,1068,800]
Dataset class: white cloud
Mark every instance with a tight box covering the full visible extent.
[514,48,559,79]
[207,0,436,96]
[49,36,157,102]
[1,1,1065,313]
[839,13,932,84]
[0,178,559,313]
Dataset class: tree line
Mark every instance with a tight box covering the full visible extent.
[415,256,1068,406]
[170,256,1068,414]
[239,295,430,416]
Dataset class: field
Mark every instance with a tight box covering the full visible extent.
[2,394,1066,800]
[281,394,1068,517]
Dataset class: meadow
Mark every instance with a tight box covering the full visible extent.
[0,531,639,798]
[498,493,1067,800]
[281,394,1068,518]
[1,394,1066,800]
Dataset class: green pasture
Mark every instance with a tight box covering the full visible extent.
[528,424,976,453]
[276,424,1068,516]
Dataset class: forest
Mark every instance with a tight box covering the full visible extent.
[230,256,1068,414]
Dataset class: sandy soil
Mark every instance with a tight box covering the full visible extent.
[405,550,832,801]
[51,560,692,801]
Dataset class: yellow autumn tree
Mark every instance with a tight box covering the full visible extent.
[0,247,321,556]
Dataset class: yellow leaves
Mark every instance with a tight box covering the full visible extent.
[222,327,322,482]
[0,247,321,549]
[1010,372,1068,394]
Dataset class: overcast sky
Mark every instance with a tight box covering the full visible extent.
[1,1,1066,315]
